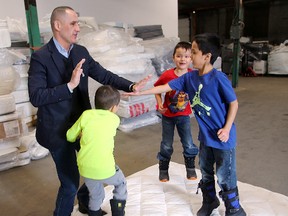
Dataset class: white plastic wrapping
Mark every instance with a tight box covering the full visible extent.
[15,102,37,118]
[20,130,49,161]
[0,93,16,115]
[6,16,28,42]
[268,40,288,75]
[0,28,11,48]
[0,137,20,151]
[12,89,29,104]
[139,37,180,75]
[13,64,29,91]
[78,27,155,77]
[117,95,157,118]
[0,65,19,95]
[118,111,161,133]
[0,147,18,171]
[78,28,134,54]
[16,149,31,166]
[101,58,154,75]
[30,142,49,160]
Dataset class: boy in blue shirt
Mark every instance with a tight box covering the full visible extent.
[125,33,246,216]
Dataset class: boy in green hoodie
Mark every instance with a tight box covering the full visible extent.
[67,85,126,216]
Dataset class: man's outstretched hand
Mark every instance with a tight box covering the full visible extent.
[133,74,152,92]
[122,74,152,97]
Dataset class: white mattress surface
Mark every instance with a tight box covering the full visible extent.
[72,162,288,216]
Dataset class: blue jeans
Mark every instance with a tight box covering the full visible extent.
[157,115,198,161]
[50,140,80,216]
[199,142,237,191]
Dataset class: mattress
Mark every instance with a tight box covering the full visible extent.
[72,162,288,216]
[0,94,15,115]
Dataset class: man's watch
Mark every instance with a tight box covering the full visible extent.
[129,82,136,92]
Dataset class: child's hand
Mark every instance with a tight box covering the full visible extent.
[157,104,167,114]
[217,128,229,142]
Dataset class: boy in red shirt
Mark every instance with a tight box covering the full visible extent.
[154,41,198,182]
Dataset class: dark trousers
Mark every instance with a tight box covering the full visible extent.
[50,139,89,216]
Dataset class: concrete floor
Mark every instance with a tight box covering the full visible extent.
[0,76,287,216]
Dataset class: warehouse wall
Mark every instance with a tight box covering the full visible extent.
[177,1,287,44]
[268,1,288,44]
[0,0,178,38]
[178,18,190,41]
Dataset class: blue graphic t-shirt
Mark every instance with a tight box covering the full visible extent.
[168,69,237,150]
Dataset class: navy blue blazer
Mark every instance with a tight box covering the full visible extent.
[28,38,132,150]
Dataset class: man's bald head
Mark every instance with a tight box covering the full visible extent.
[50,6,75,31]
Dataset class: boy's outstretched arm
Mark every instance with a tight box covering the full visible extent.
[123,83,172,96]
[217,99,238,142]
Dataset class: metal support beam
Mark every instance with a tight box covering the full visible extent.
[189,11,196,42]
[230,0,244,88]
[24,0,41,53]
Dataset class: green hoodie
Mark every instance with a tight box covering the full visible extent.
[67,109,120,180]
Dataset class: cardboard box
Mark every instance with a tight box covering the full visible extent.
[253,60,267,74]
[0,120,21,139]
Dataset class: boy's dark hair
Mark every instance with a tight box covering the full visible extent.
[173,41,192,56]
[94,85,120,110]
[193,33,221,64]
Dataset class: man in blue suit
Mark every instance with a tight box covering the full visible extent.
[28,6,150,216]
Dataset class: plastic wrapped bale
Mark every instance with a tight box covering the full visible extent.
[0,137,20,151]
[0,93,16,115]
[139,37,180,76]
[0,48,25,66]
[118,111,161,133]
[268,40,288,75]
[78,27,135,54]
[134,25,164,40]
[20,130,49,161]
[0,65,20,95]
[213,56,222,71]
[0,147,18,171]
[0,29,11,48]
[6,17,28,42]
[101,58,154,75]
[13,63,29,91]
[16,147,31,167]
[116,95,157,118]
[30,142,49,160]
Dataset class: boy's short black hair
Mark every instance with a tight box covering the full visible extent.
[173,41,192,56]
[94,85,120,110]
[193,33,221,64]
